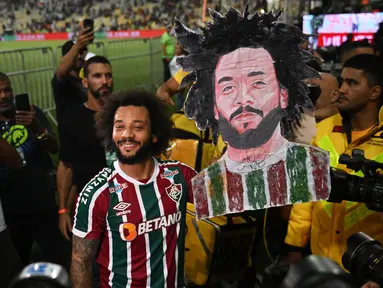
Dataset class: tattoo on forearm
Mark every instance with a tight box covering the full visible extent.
[72,235,99,256]
[71,258,90,287]
[71,236,100,288]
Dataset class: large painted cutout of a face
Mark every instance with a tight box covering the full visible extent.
[173,10,331,220]
[214,47,288,163]
[191,47,331,220]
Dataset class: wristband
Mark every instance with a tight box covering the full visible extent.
[58,209,68,215]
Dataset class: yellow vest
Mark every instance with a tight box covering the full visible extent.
[171,69,228,167]
[285,109,383,269]
[160,111,216,171]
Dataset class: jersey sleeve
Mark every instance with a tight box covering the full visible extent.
[180,164,197,203]
[72,180,109,240]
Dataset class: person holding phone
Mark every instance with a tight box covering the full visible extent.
[52,20,95,147]
[0,72,70,269]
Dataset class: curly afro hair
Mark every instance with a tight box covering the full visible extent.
[174,6,319,143]
[95,89,174,156]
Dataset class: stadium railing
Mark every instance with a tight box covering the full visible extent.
[0,37,163,126]
[0,46,57,124]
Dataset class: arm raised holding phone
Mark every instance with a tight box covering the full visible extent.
[56,27,94,81]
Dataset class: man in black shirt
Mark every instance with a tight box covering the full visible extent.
[57,56,113,240]
[0,72,70,267]
[52,28,94,140]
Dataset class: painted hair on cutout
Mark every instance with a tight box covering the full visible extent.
[174,5,319,143]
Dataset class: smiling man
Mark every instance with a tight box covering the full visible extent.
[71,90,197,288]
[174,8,332,219]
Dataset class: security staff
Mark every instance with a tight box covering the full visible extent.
[285,55,383,288]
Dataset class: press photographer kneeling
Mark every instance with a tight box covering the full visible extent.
[284,54,383,288]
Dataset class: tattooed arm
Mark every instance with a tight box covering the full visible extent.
[71,235,100,288]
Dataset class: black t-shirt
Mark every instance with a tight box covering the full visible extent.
[51,74,87,137]
[59,105,107,192]
[0,106,56,215]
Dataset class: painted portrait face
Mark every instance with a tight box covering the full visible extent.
[214,47,288,150]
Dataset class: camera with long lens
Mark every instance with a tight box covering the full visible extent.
[328,149,383,212]
[343,232,383,286]
[8,262,70,288]
[280,232,383,288]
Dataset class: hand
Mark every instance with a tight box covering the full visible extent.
[74,29,94,51]
[59,213,73,241]
[362,282,380,288]
[156,91,175,106]
[15,106,36,128]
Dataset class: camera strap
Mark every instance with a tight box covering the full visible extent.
[341,115,353,144]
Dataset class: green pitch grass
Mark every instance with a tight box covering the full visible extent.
[0,38,164,165]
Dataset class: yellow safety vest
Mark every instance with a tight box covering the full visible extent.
[160,110,216,171]
[285,109,383,269]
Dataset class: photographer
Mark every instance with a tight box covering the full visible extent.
[285,54,383,288]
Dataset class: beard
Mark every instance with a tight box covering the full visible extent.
[90,85,113,100]
[218,106,286,150]
[114,138,153,165]
[0,100,14,114]
[0,104,13,114]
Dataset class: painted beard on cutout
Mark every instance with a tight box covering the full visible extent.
[218,106,285,150]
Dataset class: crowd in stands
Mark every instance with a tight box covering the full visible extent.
[0,0,203,35]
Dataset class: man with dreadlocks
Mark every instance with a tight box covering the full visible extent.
[174,7,331,219]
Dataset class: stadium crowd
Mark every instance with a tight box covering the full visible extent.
[0,0,203,35]
[2,3,383,288]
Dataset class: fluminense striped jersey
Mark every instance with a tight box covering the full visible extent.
[192,142,331,220]
[72,158,197,288]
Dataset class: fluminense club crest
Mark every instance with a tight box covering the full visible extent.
[165,184,183,203]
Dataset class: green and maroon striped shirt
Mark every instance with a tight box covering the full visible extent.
[192,142,331,220]
[73,158,197,288]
